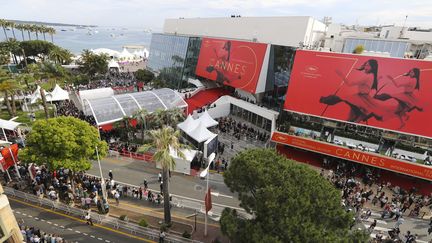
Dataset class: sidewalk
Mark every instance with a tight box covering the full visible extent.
[107,196,228,243]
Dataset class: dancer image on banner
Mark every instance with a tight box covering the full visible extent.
[319,59,383,123]
[205,40,241,86]
[375,68,423,129]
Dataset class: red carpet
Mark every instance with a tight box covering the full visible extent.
[276,144,432,195]
[185,88,232,114]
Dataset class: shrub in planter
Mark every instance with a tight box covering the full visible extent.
[182,230,191,239]
[138,218,148,227]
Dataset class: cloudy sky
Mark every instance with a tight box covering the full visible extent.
[1,0,431,30]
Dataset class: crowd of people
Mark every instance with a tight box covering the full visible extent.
[57,100,96,126]
[216,116,270,142]
[20,224,66,243]
[321,158,432,242]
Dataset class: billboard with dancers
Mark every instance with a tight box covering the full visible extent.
[195,37,267,93]
[284,50,432,138]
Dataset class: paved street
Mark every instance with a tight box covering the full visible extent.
[88,156,242,209]
[360,209,432,242]
[10,198,154,243]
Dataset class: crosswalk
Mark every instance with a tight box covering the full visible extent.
[361,211,429,243]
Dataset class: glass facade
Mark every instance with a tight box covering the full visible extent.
[148,33,189,88]
[148,34,202,89]
[262,45,296,111]
[343,38,409,58]
[230,104,272,132]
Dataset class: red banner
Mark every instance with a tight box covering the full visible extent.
[284,50,432,138]
[205,187,212,213]
[1,144,19,170]
[195,37,267,93]
[271,132,432,181]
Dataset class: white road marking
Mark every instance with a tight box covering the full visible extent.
[83,233,88,236]
[98,238,103,240]
[90,235,96,238]
[41,219,45,222]
[105,240,110,243]
[75,231,81,234]
[60,225,65,228]
[34,217,39,220]
[16,211,21,214]
[54,223,58,226]
[47,221,52,224]
[364,224,391,232]
[68,228,73,231]
[22,213,27,216]
[28,215,32,218]
[364,218,387,225]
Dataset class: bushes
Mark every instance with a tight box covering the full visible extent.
[138,218,148,227]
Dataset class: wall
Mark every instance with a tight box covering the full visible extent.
[163,16,324,47]
[0,185,23,242]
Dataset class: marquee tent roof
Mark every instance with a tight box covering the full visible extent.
[186,121,216,143]
[47,84,69,102]
[79,88,115,104]
[91,48,120,57]
[177,115,199,133]
[30,86,41,104]
[196,110,218,128]
[0,119,21,131]
[83,88,188,125]
[169,146,197,161]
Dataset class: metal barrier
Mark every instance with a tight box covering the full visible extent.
[3,186,202,243]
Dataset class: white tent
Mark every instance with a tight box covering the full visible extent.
[79,88,114,104]
[196,110,218,128]
[108,60,120,69]
[186,121,217,143]
[0,119,21,131]
[156,147,197,175]
[119,48,134,60]
[47,84,69,102]
[30,86,41,104]
[177,115,199,133]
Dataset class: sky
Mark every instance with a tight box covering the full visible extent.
[1,0,431,30]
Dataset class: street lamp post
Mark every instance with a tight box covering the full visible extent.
[95,146,108,202]
[200,152,216,237]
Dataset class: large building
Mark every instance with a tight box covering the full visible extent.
[0,184,22,242]
[147,16,432,194]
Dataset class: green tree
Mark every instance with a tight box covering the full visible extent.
[16,24,26,41]
[49,46,73,65]
[138,126,185,225]
[0,69,17,116]
[0,47,9,65]
[220,148,369,243]
[152,108,185,128]
[132,109,149,144]
[18,40,55,61]
[0,19,8,40]
[78,50,109,79]
[20,116,108,176]
[134,69,155,84]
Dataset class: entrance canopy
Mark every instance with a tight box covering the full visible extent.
[83,88,188,125]
[0,118,21,131]
[185,121,217,143]
[196,110,218,128]
[47,84,69,102]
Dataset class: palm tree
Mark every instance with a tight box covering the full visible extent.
[132,109,149,144]
[153,108,185,128]
[8,21,17,40]
[40,25,47,41]
[24,24,32,40]
[138,126,185,225]
[16,24,25,41]
[33,25,40,40]
[49,46,72,65]
[0,19,9,40]
[0,69,20,116]
[47,27,56,43]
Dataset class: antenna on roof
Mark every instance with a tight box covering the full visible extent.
[399,15,408,38]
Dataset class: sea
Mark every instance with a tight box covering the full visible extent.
[2,26,153,55]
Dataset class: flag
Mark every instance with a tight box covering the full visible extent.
[1,144,19,171]
[205,187,212,213]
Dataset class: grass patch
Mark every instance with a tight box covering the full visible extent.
[0,107,55,126]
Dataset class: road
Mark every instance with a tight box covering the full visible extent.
[88,156,241,209]
[359,209,432,243]
[10,198,155,243]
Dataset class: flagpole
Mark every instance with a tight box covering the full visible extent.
[205,168,209,236]
[200,153,215,237]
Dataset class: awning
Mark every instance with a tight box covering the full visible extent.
[0,118,21,131]
[177,115,199,133]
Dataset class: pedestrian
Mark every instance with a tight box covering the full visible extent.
[144,179,148,189]
[368,219,377,233]
[428,225,432,235]
[85,212,94,226]
[114,190,120,205]
[395,216,404,229]
[159,230,166,243]
[108,170,113,180]
[158,172,162,182]
[160,181,163,193]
